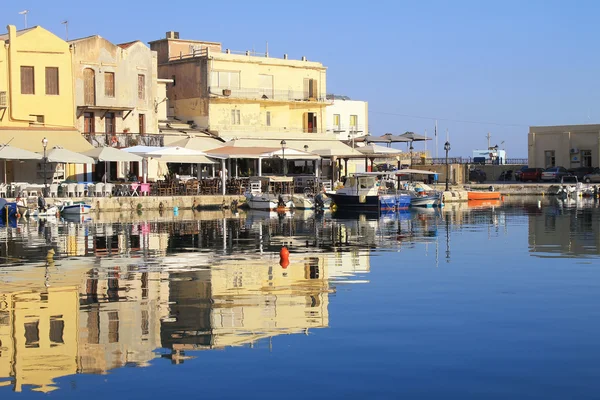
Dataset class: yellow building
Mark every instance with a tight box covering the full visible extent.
[149,31,330,139]
[0,25,92,183]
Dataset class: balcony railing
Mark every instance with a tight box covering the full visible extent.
[0,91,6,107]
[84,132,164,148]
[208,86,330,103]
[409,157,528,165]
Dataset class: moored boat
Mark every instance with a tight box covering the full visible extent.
[245,176,294,211]
[58,200,92,215]
[467,191,501,201]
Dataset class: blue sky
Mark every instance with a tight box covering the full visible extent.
[3,0,600,157]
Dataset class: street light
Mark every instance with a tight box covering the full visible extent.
[444,140,451,191]
[42,137,48,196]
[280,140,286,176]
[409,142,414,182]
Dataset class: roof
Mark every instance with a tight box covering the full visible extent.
[0,26,37,41]
[118,40,141,49]
[224,138,364,158]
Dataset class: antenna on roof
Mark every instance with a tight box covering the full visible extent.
[61,20,69,41]
[18,10,29,29]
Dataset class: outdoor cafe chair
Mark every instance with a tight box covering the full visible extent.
[130,183,140,196]
[49,183,59,198]
[103,183,114,197]
[140,183,150,196]
[76,183,86,197]
[66,183,77,197]
[94,183,104,197]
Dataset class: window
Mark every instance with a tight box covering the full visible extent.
[258,74,273,98]
[266,111,271,126]
[172,74,176,86]
[45,67,59,95]
[50,317,65,344]
[21,66,35,94]
[211,70,240,89]
[349,115,358,131]
[104,72,115,97]
[30,115,44,124]
[231,109,240,125]
[333,114,340,128]
[83,68,96,105]
[105,112,115,133]
[24,321,40,348]
[139,114,145,133]
[138,74,145,100]
[581,150,592,167]
[84,112,94,133]
[544,150,555,168]
[303,78,317,100]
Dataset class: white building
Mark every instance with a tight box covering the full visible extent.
[325,98,369,140]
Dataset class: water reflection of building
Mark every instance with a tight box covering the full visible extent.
[0,287,79,393]
[161,255,332,356]
[78,268,170,374]
[0,212,374,391]
[529,204,600,257]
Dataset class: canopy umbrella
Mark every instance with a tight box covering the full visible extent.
[145,146,221,164]
[356,144,403,155]
[399,132,431,142]
[0,144,43,184]
[168,136,225,152]
[365,133,412,144]
[45,146,95,164]
[122,145,162,155]
[264,148,320,160]
[82,146,143,162]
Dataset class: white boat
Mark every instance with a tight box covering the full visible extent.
[244,176,294,210]
[30,205,60,218]
[291,193,331,210]
[58,200,92,215]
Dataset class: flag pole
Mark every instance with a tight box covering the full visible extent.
[435,120,438,159]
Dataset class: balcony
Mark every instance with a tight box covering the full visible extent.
[208,86,330,103]
[84,132,164,148]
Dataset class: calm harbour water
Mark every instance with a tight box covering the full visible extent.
[1,197,600,399]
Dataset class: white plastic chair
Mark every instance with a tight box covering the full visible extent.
[76,183,85,197]
[103,183,114,197]
[67,183,76,197]
[49,184,58,198]
[94,183,104,197]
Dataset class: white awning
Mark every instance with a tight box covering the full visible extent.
[82,147,143,162]
[46,147,96,164]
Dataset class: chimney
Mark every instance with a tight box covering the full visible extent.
[301,56,307,61]
[166,31,180,39]
[225,49,231,54]
[245,50,250,56]
[283,53,288,60]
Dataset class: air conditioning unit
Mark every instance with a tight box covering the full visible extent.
[570,148,579,154]
[222,89,231,96]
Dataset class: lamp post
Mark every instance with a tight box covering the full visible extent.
[280,140,286,176]
[409,142,414,182]
[444,140,451,191]
[42,137,48,196]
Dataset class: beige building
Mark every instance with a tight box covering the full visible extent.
[149,31,330,139]
[69,35,160,180]
[528,124,600,169]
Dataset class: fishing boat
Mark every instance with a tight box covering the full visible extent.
[328,174,381,211]
[244,176,294,211]
[291,191,331,210]
[58,200,92,215]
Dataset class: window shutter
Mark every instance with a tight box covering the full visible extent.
[45,67,59,95]
[21,66,35,94]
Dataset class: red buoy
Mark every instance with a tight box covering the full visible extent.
[280,246,290,268]
[280,246,289,259]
